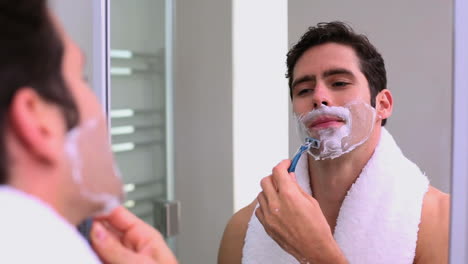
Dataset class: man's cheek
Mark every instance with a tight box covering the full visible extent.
[64,117,124,216]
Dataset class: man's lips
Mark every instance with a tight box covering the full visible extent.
[308,116,345,129]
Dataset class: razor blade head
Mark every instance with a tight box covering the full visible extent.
[305,137,320,149]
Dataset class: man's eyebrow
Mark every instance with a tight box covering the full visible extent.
[292,68,355,88]
[292,75,316,89]
[322,68,354,78]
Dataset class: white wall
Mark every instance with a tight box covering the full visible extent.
[233,0,289,212]
[173,0,233,263]
[288,0,453,193]
[49,0,94,91]
[174,0,288,263]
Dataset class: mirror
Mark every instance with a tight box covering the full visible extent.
[51,0,463,263]
[154,0,458,263]
[449,0,468,262]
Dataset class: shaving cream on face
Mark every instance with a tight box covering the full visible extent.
[64,117,124,216]
[295,101,376,160]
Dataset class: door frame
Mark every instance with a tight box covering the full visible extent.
[450,0,468,262]
[92,0,110,121]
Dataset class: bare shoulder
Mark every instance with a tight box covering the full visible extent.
[414,185,450,264]
[218,199,257,264]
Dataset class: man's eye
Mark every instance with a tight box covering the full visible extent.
[297,88,313,96]
[332,81,349,87]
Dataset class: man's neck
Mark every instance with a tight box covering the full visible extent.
[6,129,89,226]
[307,126,382,230]
[9,169,85,226]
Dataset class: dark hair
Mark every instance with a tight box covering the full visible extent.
[286,21,387,126]
[0,1,79,184]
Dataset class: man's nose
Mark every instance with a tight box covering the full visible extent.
[312,84,330,108]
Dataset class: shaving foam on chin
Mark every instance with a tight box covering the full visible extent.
[78,190,121,216]
[295,101,376,160]
[64,118,124,216]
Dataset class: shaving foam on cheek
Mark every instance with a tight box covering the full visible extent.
[295,101,376,160]
[64,128,83,184]
[64,118,124,216]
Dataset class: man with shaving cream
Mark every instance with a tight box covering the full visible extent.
[0,1,177,263]
[219,22,449,264]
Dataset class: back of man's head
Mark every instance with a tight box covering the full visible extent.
[286,21,388,125]
[0,0,79,184]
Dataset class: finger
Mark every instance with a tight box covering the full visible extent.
[255,206,281,243]
[290,176,310,197]
[97,220,124,243]
[91,222,142,264]
[271,159,294,191]
[260,176,279,202]
[255,206,265,225]
[289,172,297,182]
[257,191,267,211]
[256,192,269,219]
[270,175,278,190]
[257,191,281,218]
[102,206,162,252]
[123,223,167,253]
[105,206,157,237]
[100,206,145,232]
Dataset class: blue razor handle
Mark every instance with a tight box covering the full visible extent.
[288,137,320,173]
[77,218,93,243]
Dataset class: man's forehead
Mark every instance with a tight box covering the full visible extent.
[293,44,361,77]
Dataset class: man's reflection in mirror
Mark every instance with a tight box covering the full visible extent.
[219,22,449,264]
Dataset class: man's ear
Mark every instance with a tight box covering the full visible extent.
[8,88,66,164]
[375,89,393,121]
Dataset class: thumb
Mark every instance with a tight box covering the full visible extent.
[91,222,140,264]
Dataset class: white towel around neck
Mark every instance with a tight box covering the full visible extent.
[0,186,101,263]
[242,128,429,264]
